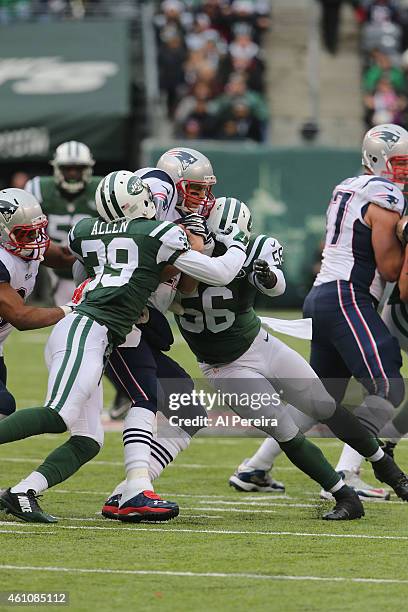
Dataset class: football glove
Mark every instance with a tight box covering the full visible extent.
[253,259,276,289]
[397,215,408,246]
[216,223,249,251]
[176,213,209,239]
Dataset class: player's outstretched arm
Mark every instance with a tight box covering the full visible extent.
[174,224,248,286]
[0,283,68,331]
[43,241,76,270]
[366,204,403,281]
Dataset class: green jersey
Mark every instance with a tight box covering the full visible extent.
[26,175,102,278]
[69,217,190,347]
[175,234,283,365]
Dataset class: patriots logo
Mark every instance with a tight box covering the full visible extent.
[372,130,401,147]
[385,194,399,207]
[0,199,18,223]
[168,150,198,171]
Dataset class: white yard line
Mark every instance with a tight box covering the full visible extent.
[0,520,408,540]
[0,564,407,585]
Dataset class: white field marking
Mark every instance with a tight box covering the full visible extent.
[47,489,294,501]
[196,501,314,509]
[63,514,223,521]
[0,529,54,535]
[182,506,277,514]
[1,521,408,540]
[1,564,408,585]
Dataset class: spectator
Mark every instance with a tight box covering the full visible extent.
[216,97,263,141]
[179,97,216,138]
[174,81,213,126]
[363,49,406,92]
[0,0,31,24]
[364,75,407,125]
[158,32,187,118]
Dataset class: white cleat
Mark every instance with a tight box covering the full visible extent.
[229,460,285,492]
[321,469,390,501]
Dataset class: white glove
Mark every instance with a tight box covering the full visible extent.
[59,304,74,316]
[215,223,249,251]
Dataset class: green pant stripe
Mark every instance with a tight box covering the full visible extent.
[52,318,94,412]
[46,315,84,407]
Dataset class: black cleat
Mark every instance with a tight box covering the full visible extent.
[372,454,408,501]
[322,485,365,521]
[0,488,57,523]
[381,440,397,460]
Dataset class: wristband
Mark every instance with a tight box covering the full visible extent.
[60,305,73,316]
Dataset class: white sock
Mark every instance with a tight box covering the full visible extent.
[367,448,384,462]
[150,426,191,481]
[11,471,49,495]
[379,420,402,440]
[244,438,282,472]
[336,444,364,473]
[120,407,155,504]
[110,479,126,498]
[329,478,345,494]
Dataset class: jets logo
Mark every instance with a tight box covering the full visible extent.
[127,176,144,196]
[372,130,401,147]
[0,199,18,223]
[168,150,198,171]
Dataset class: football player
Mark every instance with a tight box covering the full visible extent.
[145,196,408,520]
[300,123,408,501]
[0,188,78,420]
[107,146,217,421]
[0,171,249,524]
[25,141,102,306]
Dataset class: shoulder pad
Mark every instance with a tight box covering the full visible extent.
[363,176,405,215]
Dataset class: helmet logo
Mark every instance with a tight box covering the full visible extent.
[127,176,144,196]
[168,150,198,170]
[0,199,18,223]
[372,130,401,147]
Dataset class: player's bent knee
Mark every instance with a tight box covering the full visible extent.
[387,376,405,408]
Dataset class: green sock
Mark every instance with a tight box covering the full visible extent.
[279,433,340,491]
[0,407,66,444]
[322,405,379,456]
[37,435,100,488]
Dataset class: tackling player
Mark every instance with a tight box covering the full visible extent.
[0,171,249,524]
[150,196,408,520]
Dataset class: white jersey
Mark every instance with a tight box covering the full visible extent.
[314,174,405,301]
[0,248,40,355]
[135,167,179,222]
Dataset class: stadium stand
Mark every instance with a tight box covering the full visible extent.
[153,0,271,142]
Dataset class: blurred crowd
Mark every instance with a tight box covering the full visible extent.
[357,0,408,128]
[154,0,271,142]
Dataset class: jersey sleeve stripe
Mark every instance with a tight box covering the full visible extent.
[244,235,267,267]
[140,169,176,205]
[149,221,173,238]
[167,250,183,265]
[108,171,125,219]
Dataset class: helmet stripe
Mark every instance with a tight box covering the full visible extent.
[108,171,124,219]
[219,197,233,230]
[99,176,115,221]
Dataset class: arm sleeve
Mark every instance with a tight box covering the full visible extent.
[364,178,405,215]
[248,236,286,297]
[174,246,246,285]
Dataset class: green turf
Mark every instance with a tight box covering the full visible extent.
[1,312,408,611]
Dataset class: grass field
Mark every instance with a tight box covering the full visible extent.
[1,312,408,611]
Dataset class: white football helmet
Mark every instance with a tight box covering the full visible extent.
[0,188,49,260]
[50,141,95,194]
[207,196,252,239]
[95,171,156,222]
[362,123,408,191]
[156,147,216,216]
